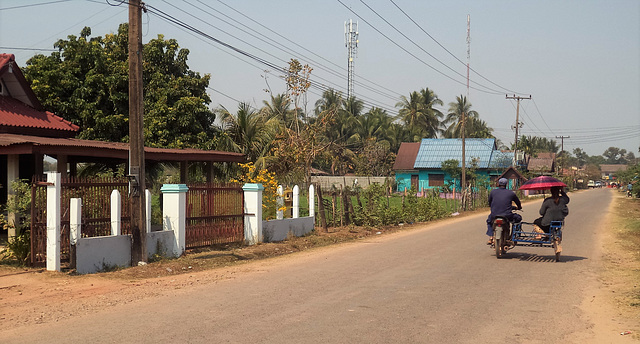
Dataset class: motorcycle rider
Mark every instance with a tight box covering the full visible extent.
[486,178,522,245]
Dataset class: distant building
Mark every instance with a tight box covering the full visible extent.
[393,138,512,192]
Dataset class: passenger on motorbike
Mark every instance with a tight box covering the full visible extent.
[533,186,569,234]
[486,178,522,244]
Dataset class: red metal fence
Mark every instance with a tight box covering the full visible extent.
[30,176,130,267]
[185,182,244,248]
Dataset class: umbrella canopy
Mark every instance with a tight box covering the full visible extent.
[519,175,567,190]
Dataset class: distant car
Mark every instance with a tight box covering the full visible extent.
[587,180,595,188]
[595,181,602,188]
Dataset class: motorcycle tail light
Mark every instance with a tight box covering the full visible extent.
[495,219,503,226]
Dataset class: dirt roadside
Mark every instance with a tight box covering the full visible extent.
[1,195,638,339]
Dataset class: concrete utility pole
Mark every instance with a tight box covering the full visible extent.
[344,19,358,100]
[505,94,531,165]
[129,0,146,264]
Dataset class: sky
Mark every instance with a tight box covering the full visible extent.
[1,0,639,157]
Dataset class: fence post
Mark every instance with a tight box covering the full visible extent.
[110,190,121,236]
[243,183,263,245]
[46,172,61,272]
[145,189,151,233]
[70,198,81,269]
[308,184,315,218]
[293,185,299,218]
[161,184,189,257]
[276,185,284,220]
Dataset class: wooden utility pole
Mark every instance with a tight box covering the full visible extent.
[556,135,570,175]
[129,0,146,264]
[505,94,531,165]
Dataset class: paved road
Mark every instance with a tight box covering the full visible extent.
[2,189,613,343]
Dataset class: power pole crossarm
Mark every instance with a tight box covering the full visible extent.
[505,94,532,166]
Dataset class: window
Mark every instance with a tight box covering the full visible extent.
[429,174,444,187]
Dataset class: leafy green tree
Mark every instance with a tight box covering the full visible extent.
[573,148,589,168]
[602,147,628,164]
[24,25,217,149]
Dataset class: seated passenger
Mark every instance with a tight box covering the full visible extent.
[533,186,569,233]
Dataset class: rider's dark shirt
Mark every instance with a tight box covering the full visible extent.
[488,187,521,217]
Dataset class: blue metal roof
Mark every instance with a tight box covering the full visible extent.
[413,138,498,169]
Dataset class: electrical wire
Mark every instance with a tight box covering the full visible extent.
[0,0,72,11]
[336,0,502,95]
[388,0,528,96]
[358,0,506,95]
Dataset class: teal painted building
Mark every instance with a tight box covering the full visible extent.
[393,138,513,192]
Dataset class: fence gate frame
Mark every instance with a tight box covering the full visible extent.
[185,182,244,249]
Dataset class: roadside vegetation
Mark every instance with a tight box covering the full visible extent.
[602,193,640,337]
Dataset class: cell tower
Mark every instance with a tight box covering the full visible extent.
[466,15,471,97]
[344,19,358,100]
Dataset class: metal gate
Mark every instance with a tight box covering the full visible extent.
[30,176,130,267]
[185,182,244,248]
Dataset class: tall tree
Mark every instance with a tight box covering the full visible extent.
[396,89,443,140]
[443,95,479,138]
[24,24,217,148]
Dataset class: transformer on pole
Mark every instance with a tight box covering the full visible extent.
[344,19,358,100]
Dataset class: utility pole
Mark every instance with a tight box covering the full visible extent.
[505,94,531,166]
[556,135,570,153]
[129,0,146,264]
[344,19,358,100]
[556,135,570,176]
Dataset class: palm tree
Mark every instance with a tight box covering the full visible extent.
[396,91,425,141]
[419,88,444,138]
[314,89,344,116]
[217,102,276,169]
[443,95,479,138]
[261,93,294,127]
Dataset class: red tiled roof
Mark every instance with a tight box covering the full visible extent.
[0,54,13,69]
[0,133,245,163]
[392,142,420,170]
[0,96,79,134]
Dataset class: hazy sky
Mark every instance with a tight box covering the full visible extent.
[1,0,639,157]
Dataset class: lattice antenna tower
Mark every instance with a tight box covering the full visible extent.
[345,19,359,100]
[466,14,471,98]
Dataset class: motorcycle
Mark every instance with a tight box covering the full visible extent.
[491,215,513,258]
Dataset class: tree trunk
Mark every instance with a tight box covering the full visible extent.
[316,184,328,232]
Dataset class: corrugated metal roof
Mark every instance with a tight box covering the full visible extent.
[0,96,79,133]
[413,138,497,169]
[392,142,420,170]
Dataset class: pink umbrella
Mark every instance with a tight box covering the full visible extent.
[519,175,567,191]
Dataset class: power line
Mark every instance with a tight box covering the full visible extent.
[214,0,404,100]
[0,0,72,11]
[358,0,506,95]
[336,0,502,95]
[388,0,528,96]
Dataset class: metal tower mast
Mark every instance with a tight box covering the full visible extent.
[344,19,358,99]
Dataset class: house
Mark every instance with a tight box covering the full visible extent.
[527,152,556,173]
[393,138,513,192]
[0,53,244,208]
[600,164,627,180]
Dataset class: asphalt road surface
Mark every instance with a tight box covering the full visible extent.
[1,189,614,343]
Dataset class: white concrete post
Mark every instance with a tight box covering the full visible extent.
[308,184,315,218]
[70,198,82,245]
[161,184,188,257]
[243,183,263,245]
[6,154,19,238]
[145,189,152,233]
[110,190,121,236]
[46,172,61,272]
[292,185,300,218]
[276,185,284,220]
